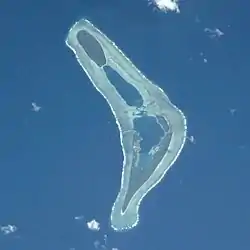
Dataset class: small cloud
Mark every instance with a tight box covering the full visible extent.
[204,28,224,39]
[31,102,41,112]
[188,135,195,144]
[94,240,101,249]
[229,108,237,115]
[148,0,180,13]
[0,225,17,235]
[74,215,84,220]
[195,15,200,23]
[87,219,100,231]
[199,52,208,63]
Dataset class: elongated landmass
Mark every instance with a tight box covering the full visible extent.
[65,19,187,231]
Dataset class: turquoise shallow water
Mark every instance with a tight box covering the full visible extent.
[0,0,250,249]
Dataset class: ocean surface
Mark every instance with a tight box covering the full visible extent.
[0,0,249,250]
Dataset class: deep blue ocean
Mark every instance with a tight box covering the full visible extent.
[0,0,249,249]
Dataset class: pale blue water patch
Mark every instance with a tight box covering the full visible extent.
[103,65,144,108]
[133,116,165,153]
[121,129,172,211]
[121,115,170,211]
